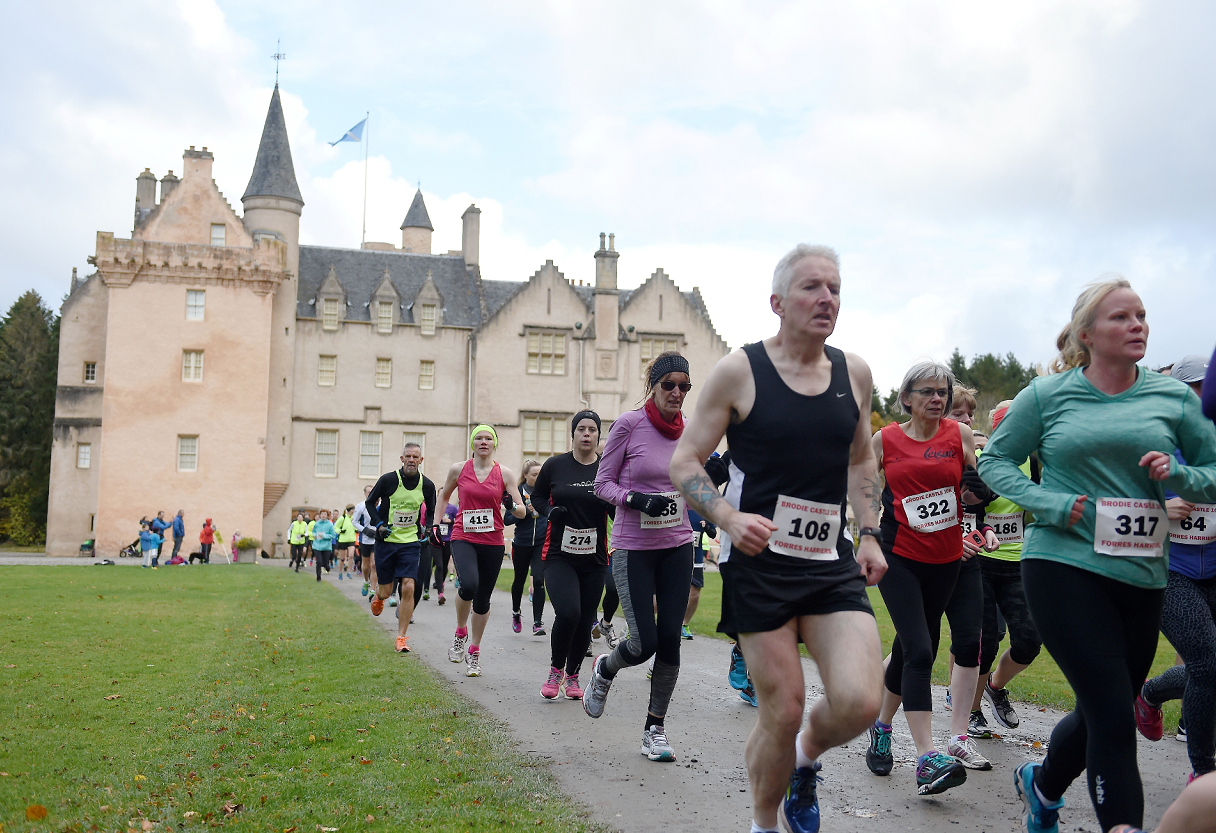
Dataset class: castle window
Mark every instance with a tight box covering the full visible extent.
[318,355,337,386]
[377,301,394,334]
[420,304,437,335]
[210,224,226,247]
[83,362,97,384]
[182,350,204,382]
[522,414,569,460]
[639,337,681,379]
[375,358,392,388]
[322,299,340,330]
[526,330,567,375]
[359,431,382,478]
[76,443,91,469]
[177,436,198,472]
[186,290,205,321]
[314,430,338,477]
[418,361,435,390]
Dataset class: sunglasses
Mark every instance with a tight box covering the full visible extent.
[659,381,693,392]
[912,387,950,399]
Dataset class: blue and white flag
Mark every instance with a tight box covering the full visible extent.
[329,118,366,146]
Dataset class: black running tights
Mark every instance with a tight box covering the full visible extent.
[451,541,504,616]
[510,543,546,623]
[1024,558,1164,830]
[943,555,983,668]
[1143,571,1216,775]
[880,551,960,712]
[545,558,607,676]
[978,556,1041,675]
[601,569,620,622]
[413,543,438,607]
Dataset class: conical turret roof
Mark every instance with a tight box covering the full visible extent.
[242,85,303,204]
[400,189,433,230]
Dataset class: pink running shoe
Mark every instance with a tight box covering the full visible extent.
[512,611,522,634]
[541,667,564,700]
[563,673,583,699]
[1134,694,1163,741]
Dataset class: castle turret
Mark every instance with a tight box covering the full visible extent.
[134,168,157,226]
[400,189,434,253]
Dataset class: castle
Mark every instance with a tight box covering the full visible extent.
[45,86,729,558]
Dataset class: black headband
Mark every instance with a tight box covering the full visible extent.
[571,409,602,437]
[648,354,690,389]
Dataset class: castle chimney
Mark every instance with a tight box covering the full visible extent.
[183,146,215,184]
[135,168,157,225]
[159,170,180,203]
[593,233,621,357]
[70,267,78,295]
[461,204,481,268]
[595,232,618,290]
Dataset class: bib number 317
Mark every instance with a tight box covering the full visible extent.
[1094,497,1166,557]
[770,495,841,560]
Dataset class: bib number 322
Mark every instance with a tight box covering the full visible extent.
[902,487,958,534]
[1094,497,1166,557]
[770,495,841,560]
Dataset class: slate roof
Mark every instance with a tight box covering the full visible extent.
[400,190,434,230]
[242,86,303,204]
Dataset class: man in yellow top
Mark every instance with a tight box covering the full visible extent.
[289,512,309,572]
[334,506,358,581]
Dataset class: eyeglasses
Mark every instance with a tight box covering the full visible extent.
[659,381,693,392]
[912,387,950,399]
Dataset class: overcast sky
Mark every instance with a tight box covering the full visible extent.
[2,0,1213,392]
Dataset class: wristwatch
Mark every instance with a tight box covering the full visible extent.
[858,527,882,541]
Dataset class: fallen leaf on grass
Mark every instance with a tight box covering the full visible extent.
[359,757,372,765]
[182,812,196,819]
[141,819,154,830]
[133,774,146,781]
[365,816,374,822]
[25,805,47,821]
[317,827,338,832]
[309,734,315,742]
[283,827,296,833]
[4,664,15,668]
[105,694,121,700]
[0,772,9,777]
[221,802,244,817]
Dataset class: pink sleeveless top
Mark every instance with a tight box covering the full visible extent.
[452,460,505,545]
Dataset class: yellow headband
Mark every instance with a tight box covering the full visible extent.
[470,424,499,450]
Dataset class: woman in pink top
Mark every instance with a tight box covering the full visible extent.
[583,351,695,763]
[433,423,527,677]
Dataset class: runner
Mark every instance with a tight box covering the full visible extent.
[306,512,316,568]
[365,441,437,655]
[979,278,1216,832]
[353,486,377,595]
[868,361,991,796]
[583,350,695,764]
[433,502,456,605]
[334,505,357,580]
[507,460,549,635]
[683,508,717,640]
[667,244,889,832]
[1136,357,1216,781]
[289,511,308,572]
[595,513,622,649]
[433,424,527,675]
[532,410,611,699]
[311,509,335,582]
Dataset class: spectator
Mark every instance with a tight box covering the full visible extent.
[139,521,161,569]
[151,511,172,567]
[171,510,185,561]
[200,519,215,563]
[230,529,242,563]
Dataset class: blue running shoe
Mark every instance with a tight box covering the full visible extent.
[780,761,822,833]
[1014,761,1063,833]
[739,679,758,707]
[728,643,748,690]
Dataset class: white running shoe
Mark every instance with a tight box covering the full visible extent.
[465,650,482,677]
[582,654,614,718]
[601,622,620,649]
[642,724,676,762]
[448,632,468,663]
[947,735,992,771]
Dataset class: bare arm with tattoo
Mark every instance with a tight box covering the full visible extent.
[844,352,888,585]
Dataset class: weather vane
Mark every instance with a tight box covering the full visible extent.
[272,39,285,84]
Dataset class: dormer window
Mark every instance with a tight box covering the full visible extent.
[377,301,394,334]
[210,224,226,246]
[322,299,340,330]
[420,304,437,336]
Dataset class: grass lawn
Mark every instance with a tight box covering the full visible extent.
[0,566,606,832]
[498,562,1183,729]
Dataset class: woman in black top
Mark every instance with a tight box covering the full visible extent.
[506,460,549,635]
[531,410,612,700]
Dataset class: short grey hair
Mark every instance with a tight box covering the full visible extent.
[403,441,423,453]
[772,244,840,298]
[899,360,956,415]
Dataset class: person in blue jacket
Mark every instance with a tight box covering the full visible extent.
[139,522,162,569]
[310,509,336,583]
[170,510,186,562]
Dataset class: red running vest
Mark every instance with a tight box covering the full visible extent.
[880,419,965,564]
[452,459,506,545]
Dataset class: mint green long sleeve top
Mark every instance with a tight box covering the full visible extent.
[978,366,1216,589]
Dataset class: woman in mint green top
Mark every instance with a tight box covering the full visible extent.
[979,279,1216,833]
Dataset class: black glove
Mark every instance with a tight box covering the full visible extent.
[428,525,443,548]
[961,465,997,505]
[704,454,730,488]
[375,523,391,541]
[501,491,516,513]
[626,491,677,518]
[546,505,568,527]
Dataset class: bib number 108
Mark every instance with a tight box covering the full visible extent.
[787,517,832,542]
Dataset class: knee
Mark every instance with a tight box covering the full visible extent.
[835,687,883,733]
[952,641,980,668]
[458,581,478,602]
[1009,641,1041,666]
[901,642,935,674]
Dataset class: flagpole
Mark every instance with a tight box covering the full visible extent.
[361,112,369,248]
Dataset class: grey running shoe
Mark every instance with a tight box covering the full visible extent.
[969,709,994,739]
[447,632,468,663]
[465,649,482,677]
[984,682,1020,729]
[601,622,620,649]
[646,658,654,680]
[642,724,675,762]
[947,735,992,771]
[866,724,893,776]
[581,654,613,718]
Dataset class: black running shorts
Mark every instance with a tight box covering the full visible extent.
[718,557,872,636]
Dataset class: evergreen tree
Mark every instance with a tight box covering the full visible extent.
[0,291,59,544]
[948,348,1038,429]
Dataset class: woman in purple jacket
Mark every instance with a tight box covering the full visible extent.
[582,351,695,763]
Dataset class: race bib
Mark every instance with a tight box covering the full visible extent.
[462,508,495,534]
[1171,504,1216,544]
[639,491,685,529]
[1094,497,1166,557]
[561,526,597,556]
[902,487,958,533]
[770,495,841,560]
[959,514,977,537]
[392,509,418,528]
[986,511,1024,545]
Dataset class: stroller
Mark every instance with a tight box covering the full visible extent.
[119,538,140,558]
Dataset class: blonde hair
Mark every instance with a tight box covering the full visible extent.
[952,385,978,411]
[1052,276,1134,372]
[522,459,541,477]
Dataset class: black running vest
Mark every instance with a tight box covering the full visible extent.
[722,342,860,571]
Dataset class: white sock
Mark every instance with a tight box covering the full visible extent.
[794,730,815,770]
[751,822,778,833]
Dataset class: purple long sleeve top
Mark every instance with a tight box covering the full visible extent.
[1204,343,1216,422]
[594,408,692,551]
